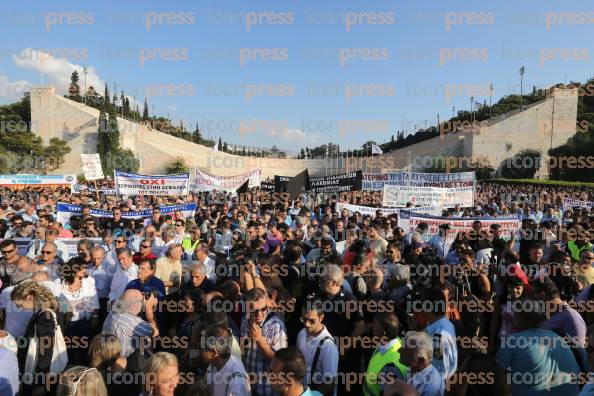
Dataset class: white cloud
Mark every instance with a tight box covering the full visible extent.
[0,74,33,100]
[11,48,141,108]
[12,48,103,95]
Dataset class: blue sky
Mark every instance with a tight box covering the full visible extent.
[1,0,593,153]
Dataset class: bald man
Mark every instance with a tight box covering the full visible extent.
[102,288,157,359]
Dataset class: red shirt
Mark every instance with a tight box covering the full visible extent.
[133,251,157,264]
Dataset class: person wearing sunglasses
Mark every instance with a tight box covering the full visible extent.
[34,241,62,281]
[133,239,158,265]
[56,256,100,365]
[0,240,22,290]
[296,300,338,396]
[240,287,288,396]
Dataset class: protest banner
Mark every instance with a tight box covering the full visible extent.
[274,175,292,193]
[308,171,362,194]
[80,154,104,181]
[115,171,189,196]
[191,169,261,192]
[336,202,442,218]
[56,202,197,225]
[562,197,594,210]
[72,184,117,195]
[363,171,476,190]
[398,210,521,245]
[0,174,76,189]
[383,184,474,208]
[260,181,275,192]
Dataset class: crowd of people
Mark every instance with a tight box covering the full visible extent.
[0,179,592,396]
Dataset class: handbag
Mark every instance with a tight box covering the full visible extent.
[24,310,68,375]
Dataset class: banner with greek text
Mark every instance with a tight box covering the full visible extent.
[72,184,116,195]
[562,198,594,210]
[336,202,442,218]
[308,171,363,193]
[191,169,261,192]
[115,171,189,196]
[383,184,474,208]
[56,202,197,226]
[0,174,76,188]
[363,171,476,190]
[398,210,521,245]
[80,154,104,180]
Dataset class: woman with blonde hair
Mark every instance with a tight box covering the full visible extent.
[11,280,65,396]
[143,352,180,396]
[56,366,107,396]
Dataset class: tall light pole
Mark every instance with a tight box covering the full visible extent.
[83,66,88,105]
[489,83,493,118]
[519,66,525,110]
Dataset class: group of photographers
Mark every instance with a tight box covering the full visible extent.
[0,184,593,396]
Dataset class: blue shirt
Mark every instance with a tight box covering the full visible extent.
[125,276,166,300]
[425,317,457,380]
[408,364,445,396]
[497,328,581,396]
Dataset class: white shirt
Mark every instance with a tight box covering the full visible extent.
[88,260,116,299]
[475,248,494,265]
[55,277,100,321]
[297,326,339,393]
[0,347,19,396]
[203,256,217,283]
[26,238,44,259]
[207,355,251,396]
[109,264,138,304]
[0,286,33,337]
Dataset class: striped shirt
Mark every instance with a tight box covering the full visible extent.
[102,311,153,358]
[240,314,288,396]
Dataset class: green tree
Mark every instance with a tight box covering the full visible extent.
[103,84,111,112]
[165,157,190,174]
[142,98,149,121]
[43,138,71,171]
[68,71,81,101]
[500,149,541,179]
[217,137,222,151]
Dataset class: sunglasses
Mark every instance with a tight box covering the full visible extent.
[251,306,267,314]
[141,245,151,248]
[116,240,127,243]
[1,249,15,254]
[41,251,54,255]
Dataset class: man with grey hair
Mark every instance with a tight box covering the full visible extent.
[157,226,177,258]
[34,241,61,280]
[399,331,444,396]
[202,325,251,396]
[184,261,215,292]
[388,264,413,307]
[26,226,46,259]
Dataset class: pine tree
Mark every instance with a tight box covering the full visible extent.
[142,98,149,121]
[217,137,222,151]
[223,142,228,152]
[69,71,81,101]
[103,84,110,112]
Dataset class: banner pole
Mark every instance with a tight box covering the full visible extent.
[93,179,100,203]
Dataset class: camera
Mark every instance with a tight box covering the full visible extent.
[143,290,159,300]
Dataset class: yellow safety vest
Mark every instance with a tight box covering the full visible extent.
[364,338,408,396]
[182,237,200,252]
[568,240,593,262]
